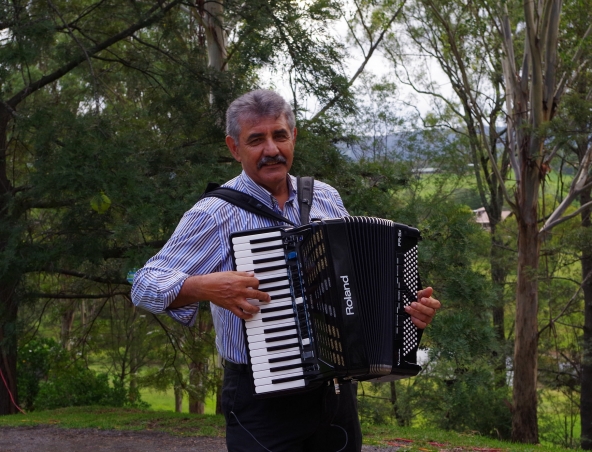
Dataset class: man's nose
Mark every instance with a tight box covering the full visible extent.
[262,137,280,155]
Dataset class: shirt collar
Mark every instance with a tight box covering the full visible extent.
[238,171,297,208]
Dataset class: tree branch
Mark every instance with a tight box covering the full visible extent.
[46,268,129,285]
[308,1,406,123]
[30,291,129,299]
[4,0,183,110]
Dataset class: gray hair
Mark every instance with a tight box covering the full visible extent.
[226,89,296,143]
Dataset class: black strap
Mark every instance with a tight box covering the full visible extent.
[201,183,296,226]
[297,176,314,225]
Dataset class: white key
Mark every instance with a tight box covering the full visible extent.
[250,347,301,365]
[249,338,300,354]
[254,299,293,311]
[252,356,302,372]
[236,259,285,272]
[259,279,290,291]
[246,296,291,307]
[232,231,282,245]
[235,250,284,265]
[244,307,293,323]
[253,365,305,380]
[246,320,296,336]
[247,327,298,344]
[245,314,296,329]
[263,288,292,299]
[246,297,289,307]
[253,370,304,387]
[252,268,290,280]
[255,379,306,394]
[233,239,283,253]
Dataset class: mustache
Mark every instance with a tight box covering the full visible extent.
[257,155,287,169]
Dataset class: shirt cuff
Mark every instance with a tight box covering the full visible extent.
[166,304,199,327]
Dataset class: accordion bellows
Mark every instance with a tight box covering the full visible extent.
[231,216,423,398]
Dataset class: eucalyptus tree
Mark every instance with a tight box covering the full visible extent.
[383,0,511,369]
[498,0,592,442]
[384,0,592,441]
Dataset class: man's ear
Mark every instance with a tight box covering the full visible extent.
[225,136,241,162]
[292,127,298,143]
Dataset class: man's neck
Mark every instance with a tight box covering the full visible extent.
[240,172,292,210]
[268,179,289,210]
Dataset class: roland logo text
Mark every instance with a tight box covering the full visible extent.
[340,275,354,315]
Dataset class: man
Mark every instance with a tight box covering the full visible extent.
[132,89,440,452]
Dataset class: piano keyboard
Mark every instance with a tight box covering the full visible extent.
[232,230,313,394]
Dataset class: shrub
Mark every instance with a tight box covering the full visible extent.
[18,338,147,410]
[35,361,128,410]
[17,338,59,411]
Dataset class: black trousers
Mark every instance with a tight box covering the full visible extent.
[221,363,362,452]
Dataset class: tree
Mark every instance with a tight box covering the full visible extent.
[498,0,592,441]
[384,0,513,382]
[0,0,188,416]
[1,0,390,416]
[384,0,592,441]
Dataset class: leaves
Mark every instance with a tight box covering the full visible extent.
[90,192,111,214]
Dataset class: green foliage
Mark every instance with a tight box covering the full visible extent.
[405,198,510,437]
[36,366,125,410]
[17,337,148,411]
[17,338,57,411]
[416,364,512,438]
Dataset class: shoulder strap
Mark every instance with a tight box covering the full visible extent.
[201,184,296,226]
[297,176,314,225]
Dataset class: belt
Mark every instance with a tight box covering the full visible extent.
[223,359,250,373]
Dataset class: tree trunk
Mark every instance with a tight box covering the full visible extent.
[174,385,183,413]
[0,283,19,416]
[202,0,227,71]
[390,381,406,426]
[188,361,205,414]
[581,187,592,450]
[512,164,541,443]
[60,303,76,350]
[0,101,20,416]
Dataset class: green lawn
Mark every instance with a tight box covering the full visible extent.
[0,406,579,451]
[0,406,225,437]
[139,388,217,414]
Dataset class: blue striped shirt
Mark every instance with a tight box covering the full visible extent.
[131,171,349,364]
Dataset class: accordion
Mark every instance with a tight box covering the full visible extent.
[230,216,423,397]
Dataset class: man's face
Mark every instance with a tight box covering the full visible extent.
[226,115,296,196]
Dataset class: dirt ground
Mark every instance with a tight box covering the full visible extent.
[0,426,401,452]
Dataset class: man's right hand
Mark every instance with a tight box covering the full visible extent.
[169,271,270,319]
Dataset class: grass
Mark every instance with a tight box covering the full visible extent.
[0,406,225,438]
[362,423,577,451]
[139,388,217,414]
[0,406,579,451]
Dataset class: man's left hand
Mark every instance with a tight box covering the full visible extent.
[405,287,441,329]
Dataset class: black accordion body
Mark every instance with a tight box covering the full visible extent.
[230,216,423,397]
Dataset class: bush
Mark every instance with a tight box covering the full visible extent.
[17,338,58,411]
[417,365,512,439]
[18,338,147,410]
[35,362,128,410]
